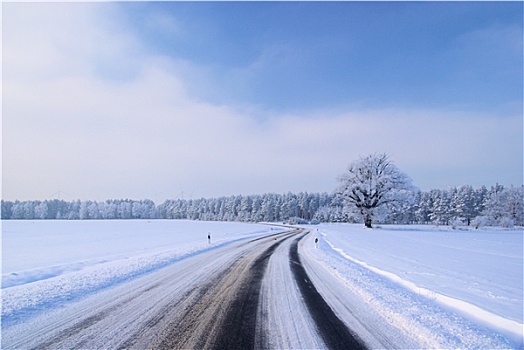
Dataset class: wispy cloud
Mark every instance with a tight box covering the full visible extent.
[3,2,522,201]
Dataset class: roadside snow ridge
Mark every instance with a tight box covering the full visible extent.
[324,237,523,340]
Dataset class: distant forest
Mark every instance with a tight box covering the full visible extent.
[2,184,522,228]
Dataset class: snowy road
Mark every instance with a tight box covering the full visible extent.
[2,222,521,349]
[2,228,365,349]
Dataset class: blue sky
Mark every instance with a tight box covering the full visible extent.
[3,2,523,201]
[123,2,522,113]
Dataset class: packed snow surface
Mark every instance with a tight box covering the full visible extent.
[2,220,523,348]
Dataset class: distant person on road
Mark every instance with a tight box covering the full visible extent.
[315,237,319,248]
[208,233,211,244]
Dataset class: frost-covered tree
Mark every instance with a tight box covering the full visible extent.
[336,153,414,228]
[88,202,100,219]
[11,201,25,219]
[3,183,519,226]
[501,185,524,226]
[79,201,89,220]
[429,189,453,225]
[413,191,431,224]
[238,196,252,221]
[385,190,417,224]
[481,184,506,224]
[261,194,276,222]
[451,185,481,225]
[479,185,523,227]
[34,201,49,220]
[250,196,263,222]
[23,201,35,219]
[297,192,310,220]
[1,200,13,219]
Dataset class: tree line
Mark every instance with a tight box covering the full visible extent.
[1,199,157,220]
[1,184,522,227]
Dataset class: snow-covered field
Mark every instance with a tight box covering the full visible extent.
[304,223,523,346]
[2,220,523,348]
[1,220,279,325]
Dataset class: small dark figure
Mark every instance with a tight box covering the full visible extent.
[315,237,319,248]
[208,233,211,244]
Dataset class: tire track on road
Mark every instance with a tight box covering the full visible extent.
[6,228,370,350]
[146,229,302,350]
[2,230,298,350]
[210,231,294,349]
[290,233,368,350]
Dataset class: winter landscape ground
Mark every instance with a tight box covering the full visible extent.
[1,220,523,349]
